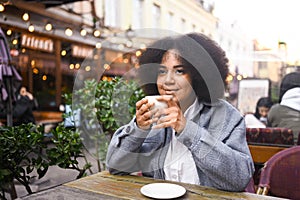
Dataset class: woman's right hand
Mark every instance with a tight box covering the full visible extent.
[135,98,155,130]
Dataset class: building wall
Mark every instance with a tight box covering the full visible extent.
[102,0,217,38]
[216,21,254,77]
[253,51,284,83]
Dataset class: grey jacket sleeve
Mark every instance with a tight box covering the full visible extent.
[106,118,150,174]
[177,106,254,191]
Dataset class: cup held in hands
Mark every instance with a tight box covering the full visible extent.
[145,95,168,111]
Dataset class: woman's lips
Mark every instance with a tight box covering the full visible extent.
[164,90,177,95]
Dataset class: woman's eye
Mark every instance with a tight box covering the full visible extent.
[175,69,185,74]
[158,69,167,74]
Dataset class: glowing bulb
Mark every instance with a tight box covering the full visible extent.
[28,24,34,32]
[61,50,67,56]
[6,29,12,36]
[103,64,110,70]
[33,68,39,74]
[69,64,74,69]
[31,60,35,66]
[80,28,87,36]
[93,29,101,37]
[237,74,243,81]
[136,50,142,57]
[12,39,18,45]
[85,66,91,71]
[45,23,53,31]
[65,27,73,36]
[96,42,102,49]
[22,13,30,21]
[0,4,5,12]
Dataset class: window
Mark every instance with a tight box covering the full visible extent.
[152,4,161,28]
[166,12,174,31]
[105,0,120,28]
[181,18,186,33]
[192,24,196,32]
[132,0,144,29]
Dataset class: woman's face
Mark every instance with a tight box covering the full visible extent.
[258,106,270,118]
[20,87,27,96]
[157,50,196,110]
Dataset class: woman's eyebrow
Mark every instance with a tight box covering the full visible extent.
[174,65,185,68]
[159,65,184,68]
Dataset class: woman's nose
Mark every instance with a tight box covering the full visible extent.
[164,71,175,84]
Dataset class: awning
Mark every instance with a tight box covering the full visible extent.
[22,0,84,8]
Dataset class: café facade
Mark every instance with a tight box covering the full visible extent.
[0,2,138,111]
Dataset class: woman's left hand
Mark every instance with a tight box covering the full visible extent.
[152,95,186,134]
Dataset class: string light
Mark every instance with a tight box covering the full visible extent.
[69,64,74,69]
[28,24,35,32]
[96,42,102,49]
[22,13,30,21]
[65,27,73,36]
[0,3,5,12]
[85,66,91,71]
[61,50,67,56]
[45,22,53,31]
[6,29,12,36]
[103,64,110,70]
[33,68,39,74]
[93,29,101,37]
[135,50,142,57]
[80,28,87,36]
[12,39,18,45]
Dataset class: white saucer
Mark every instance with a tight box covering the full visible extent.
[140,183,186,199]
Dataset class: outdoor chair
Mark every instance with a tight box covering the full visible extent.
[256,146,300,199]
[246,127,294,146]
[244,177,255,193]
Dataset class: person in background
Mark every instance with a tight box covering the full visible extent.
[244,97,273,128]
[106,33,254,192]
[268,72,300,144]
[254,97,273,125]
[13,86,37,126]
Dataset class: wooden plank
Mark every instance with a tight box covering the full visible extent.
[248,145,288,164]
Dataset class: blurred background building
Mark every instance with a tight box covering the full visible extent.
[0,0,298,112]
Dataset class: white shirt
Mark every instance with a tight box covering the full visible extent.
[163,99,200,185]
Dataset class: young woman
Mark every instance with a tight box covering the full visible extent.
[106,33,254,192]
[254,97,273,125]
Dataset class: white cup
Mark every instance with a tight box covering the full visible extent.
[144,95,168,110]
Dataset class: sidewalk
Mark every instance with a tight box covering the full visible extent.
[5,146,101,200]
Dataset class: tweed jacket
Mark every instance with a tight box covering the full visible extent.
[106,99,254,192]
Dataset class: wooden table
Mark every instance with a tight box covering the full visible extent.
[19,171,286,200]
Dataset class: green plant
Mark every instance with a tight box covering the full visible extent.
[64,77,145,170]
[47,125,91,179]
[0,124,48,199]
[0,123,91,200]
